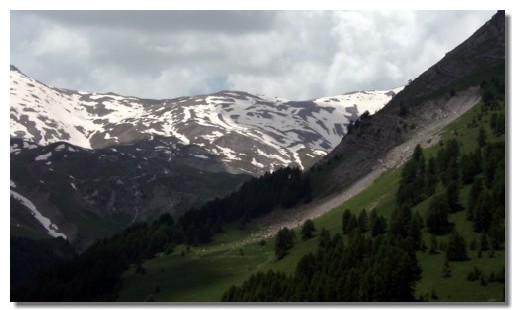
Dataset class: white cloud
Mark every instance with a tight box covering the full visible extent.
[10,10,496,100]
[32,25,90,60]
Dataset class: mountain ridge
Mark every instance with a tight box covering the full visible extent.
[315,10,505,196]
[10,66,402,175]
[10,66,401,245]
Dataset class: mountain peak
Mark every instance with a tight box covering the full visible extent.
[10,67,399,175]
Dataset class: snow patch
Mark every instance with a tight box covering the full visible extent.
[214,145,241,161]
[313,150,327,156]
[194,154,209,159]
[10,145,21,154]
[10,190,67,239]
[10,67,402,173]
[251,158,264,168]
[35,152,52,161]
[10,180,16,188]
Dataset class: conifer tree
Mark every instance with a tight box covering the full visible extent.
[446,230,468,261]
[426,195,450,234]
[473,191,492,233]
[357,209,369,233]
[478,127,487,148]
[342,210,352,235]
[275,228,295,260]
[467,179,484,221]
[301,220,316,240]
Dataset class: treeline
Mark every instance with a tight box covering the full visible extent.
[180,166,310,244]
[12,167,311,301]
[223,205,421,301]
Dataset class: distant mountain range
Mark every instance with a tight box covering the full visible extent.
[10,66,402,175]
[10,66,401,246]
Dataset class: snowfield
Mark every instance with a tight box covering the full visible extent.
[10,189,67,239]
[35,152,52,161]
[10,66,402,174]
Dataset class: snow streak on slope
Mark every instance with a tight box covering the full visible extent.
[10,66,402,174]
[10,189,67,239]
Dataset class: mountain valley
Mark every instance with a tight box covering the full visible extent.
[10,10,505,304]
[10,65,401,247]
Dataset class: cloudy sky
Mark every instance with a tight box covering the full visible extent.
[10,10,495,100]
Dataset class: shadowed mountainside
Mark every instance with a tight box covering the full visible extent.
[315,10,505,197]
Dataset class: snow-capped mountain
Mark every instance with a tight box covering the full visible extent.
[10,66,403,175]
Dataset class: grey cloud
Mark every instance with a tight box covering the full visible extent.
[12,11,278,35]
[10,10,496,100]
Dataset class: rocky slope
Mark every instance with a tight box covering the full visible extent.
[315,10,505,196]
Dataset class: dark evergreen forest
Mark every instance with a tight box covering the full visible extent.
[12,166,310,301]
[221,78,505,302]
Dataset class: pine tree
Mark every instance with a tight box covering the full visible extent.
[301,220,316,240]
[389,205,412,237]
[446,230,468,261]
[397,145,427,207]
[426,195,450,234]
[342,210,352,235]
[479,232,489,251]
[446,157,459,184]
[473,191,492,233]
[478,127,487,148]
[275,228,295,260]
[371,215,387,237]
[357,209,369,233]
[460,154,481,184]
[348,214,359,235]
[425,157,437,197]
[410,211,424,250]
[446,181,460,212]
[318,229,332,249]
[467,179,483,221]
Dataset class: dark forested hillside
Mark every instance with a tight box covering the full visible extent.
[222,76,505,302]
[179,166,310,243]
[11,236,76,290]
[12,166,310,301]
[223,213,422,302]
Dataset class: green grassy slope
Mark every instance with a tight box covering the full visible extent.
[117,95,505,302]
